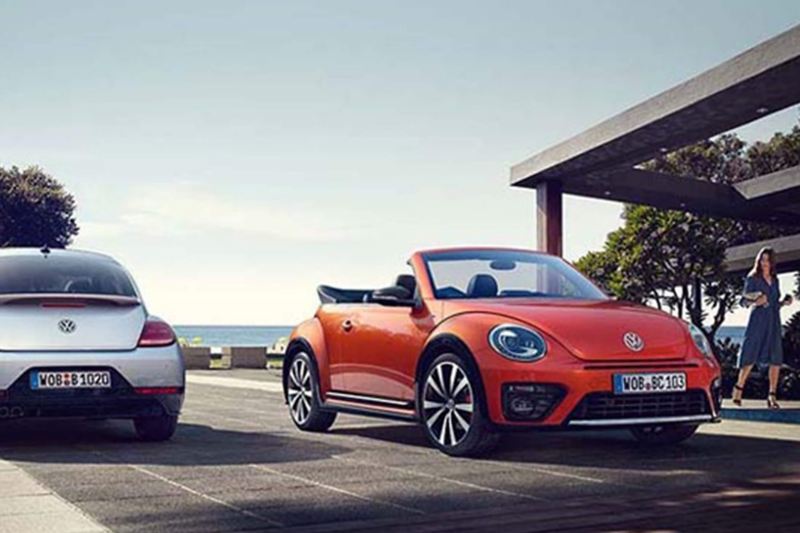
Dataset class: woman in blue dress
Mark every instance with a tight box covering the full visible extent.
[732,247,793,409]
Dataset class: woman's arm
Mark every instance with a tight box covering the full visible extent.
[740,276,765,308]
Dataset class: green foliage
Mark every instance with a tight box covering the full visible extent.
[0,166,79,248]
[575,124,800,343]
[716,339,751,396]
[782,311,800,370]
[178,337,204,348]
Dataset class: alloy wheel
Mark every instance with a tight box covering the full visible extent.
[422,360,474,448]
[288,355,313,425]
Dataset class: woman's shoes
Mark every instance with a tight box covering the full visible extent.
[767,392,781,410]
[732,384,744,407]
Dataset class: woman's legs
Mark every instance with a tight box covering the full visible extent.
[767,365,781,408]
[768,365,781,393]
[733,365,754,402]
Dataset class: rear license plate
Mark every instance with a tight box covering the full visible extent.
[613,372,686,394]
[30,371,112,390]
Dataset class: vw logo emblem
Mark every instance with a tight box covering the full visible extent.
[58,318,77,334]
[623,331,644,352]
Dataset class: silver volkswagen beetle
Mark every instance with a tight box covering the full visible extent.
[0,247,185,441]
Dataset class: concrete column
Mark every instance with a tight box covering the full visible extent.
[536,180,563,256]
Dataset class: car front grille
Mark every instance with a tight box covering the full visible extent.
[570,390,710,421]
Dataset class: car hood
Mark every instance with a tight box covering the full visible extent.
[441,298,689,361]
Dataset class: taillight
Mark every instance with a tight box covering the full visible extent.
[138,318,176,347]
[135,387,182,395]
[41,302,87,309]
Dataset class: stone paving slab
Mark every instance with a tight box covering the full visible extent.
[3,377,800,532]
[0,459,107,533]
[186,372,282,392]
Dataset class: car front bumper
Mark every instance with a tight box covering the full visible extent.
[0,345,185,420]
[477,353,722,428]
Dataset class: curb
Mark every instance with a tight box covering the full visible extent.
[721,408,800,425]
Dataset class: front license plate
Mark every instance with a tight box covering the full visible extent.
[30,371,112,390]
[613,372,686,394]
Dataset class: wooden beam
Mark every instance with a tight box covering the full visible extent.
[725,233,800,274]
[733,165,800,212]
[536,181,563,256]
[561,168,800,225]
[511,24,800,187]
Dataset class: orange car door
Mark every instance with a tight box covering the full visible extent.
[338,304,434,401]
[316,304,358,392]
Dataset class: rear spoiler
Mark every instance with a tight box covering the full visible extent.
[0,293,142,306]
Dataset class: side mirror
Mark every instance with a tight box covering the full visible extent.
[370,286,417,307]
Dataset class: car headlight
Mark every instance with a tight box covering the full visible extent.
[688,323,714,359]
[488,324,547,362]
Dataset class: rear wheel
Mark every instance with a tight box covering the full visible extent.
[287,352,337,432]
[134,414,178,442]
[630,423,699,445]
[420,353,499,457]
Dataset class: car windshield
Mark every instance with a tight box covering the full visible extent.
[424,250,607,300]
[0,254,138,297]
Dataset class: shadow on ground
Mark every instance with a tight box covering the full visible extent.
[0,419,351,466]
[332,423,800,475]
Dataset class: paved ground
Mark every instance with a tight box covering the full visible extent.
[1,370,799,532]
[0,458,106,533]
[722,398,800,424]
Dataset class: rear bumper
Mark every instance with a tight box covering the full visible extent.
[0,392,184,420]
[0,345,185,420]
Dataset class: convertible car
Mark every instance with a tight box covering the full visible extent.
[283,247,722,456]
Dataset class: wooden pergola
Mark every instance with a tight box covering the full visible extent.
[510,24,800,273]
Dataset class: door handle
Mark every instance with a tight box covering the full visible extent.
[342,319,354,332]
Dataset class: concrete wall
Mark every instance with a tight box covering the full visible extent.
[182,346,211,370]
[223,346,267,369]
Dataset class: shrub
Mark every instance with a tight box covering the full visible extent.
[782,311,800,369]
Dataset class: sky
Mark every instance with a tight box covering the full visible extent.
[2,1,800,326]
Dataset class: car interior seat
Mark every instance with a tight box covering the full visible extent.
[467,274,498,298]
[395,274,417,297]
[65,279,94,294]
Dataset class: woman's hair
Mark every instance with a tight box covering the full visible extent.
[749,247,777,279]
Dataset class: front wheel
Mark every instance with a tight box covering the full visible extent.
[287,352,337,432]
[420,353,499,457]
[630,423,699,445]
[134,414,178,442]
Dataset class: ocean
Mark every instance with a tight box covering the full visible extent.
[174,324,747,348]
[174,325,294,348]
[716,326,745,346]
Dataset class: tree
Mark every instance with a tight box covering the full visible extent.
[0,166,79,248]
[575,123,800,344]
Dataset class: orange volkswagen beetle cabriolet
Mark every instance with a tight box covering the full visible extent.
[283,248,722,456]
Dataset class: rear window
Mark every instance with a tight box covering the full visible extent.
[0,255,137,297]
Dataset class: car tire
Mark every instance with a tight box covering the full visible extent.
[287,351,337,432]
[630,423,699,445]
[134,414,178,442]
[420,353,499,457]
